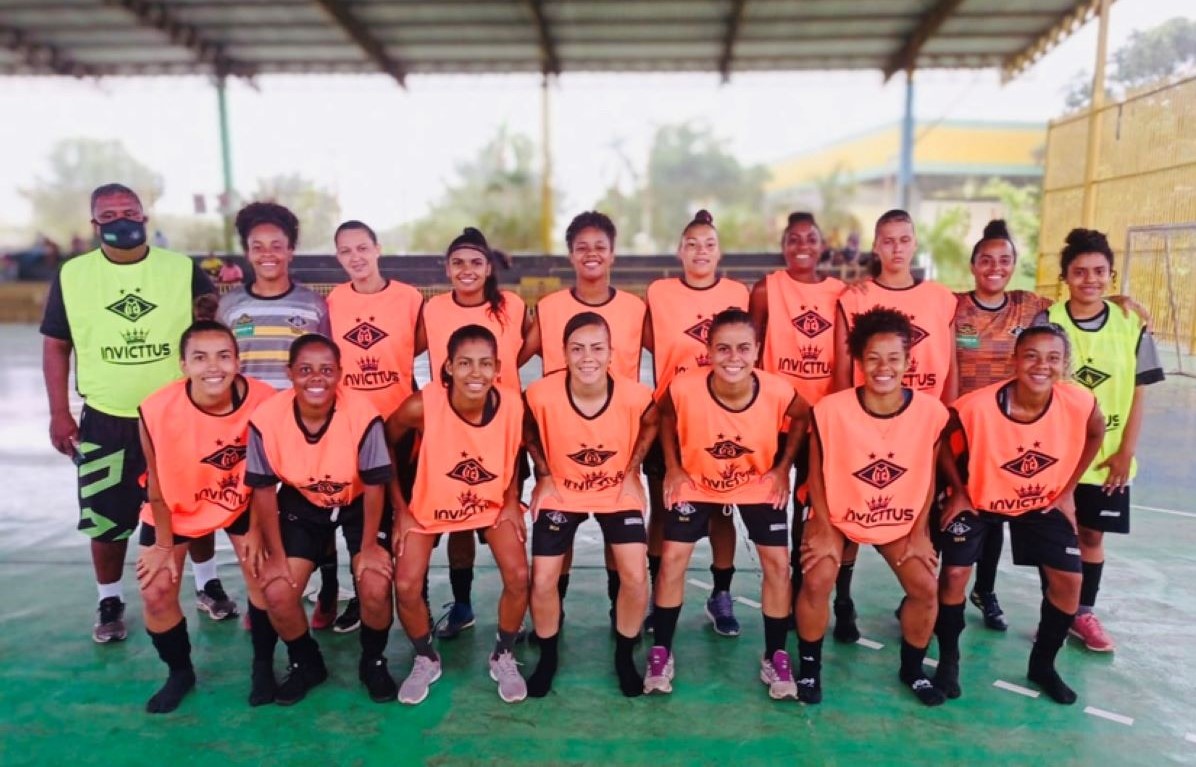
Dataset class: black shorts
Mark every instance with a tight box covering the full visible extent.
[643,438,665,479]
[435,528,489,548]
[936,511,1006,567]
[280,496,394,564]
[393,429,419,504]
[663,502,788,547]
[76,405,146,542]
[138,510,250,547]
[1074,483,1131,534]
[776,432,812,503]
[531,510,647,557]
[1008,508,1081,573]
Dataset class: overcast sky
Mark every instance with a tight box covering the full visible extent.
[0,0,1191,245]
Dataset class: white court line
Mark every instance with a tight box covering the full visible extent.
[1085,706,1135,726]
[1133,504,1196,519]
[856,637,884,650]
[1185,733,1196,744]
[993,680,1040,698]
[686,578,713,590]
[735,596,762,609]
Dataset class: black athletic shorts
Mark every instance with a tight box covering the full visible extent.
[643,438,665,479]
[1074,483,1131,534]
[531,509,647,557]
[1008,508,1081,573]
[435,528,488,548]
[76,405,146,542]
[935,510,1005,567]
[139,509,250,547]
[776,431,812,503]
[663,501,788,546]
[280,496,394,564]
[393,429,419,504]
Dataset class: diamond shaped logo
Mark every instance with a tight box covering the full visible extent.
[301,477,349,496]
[1074,365,1110,390]
[791,310,832,338]
[343,321,388,350]
[567,447,617,467]
[908,322,929,347]
[200,444,247,471]
[1000,449,1058,479]
[447,457,498,486]
[105,293,157,323]
[852,458,907,489]
[683,317,714,345]
[705,439,754,460]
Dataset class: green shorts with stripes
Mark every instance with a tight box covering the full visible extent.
[76,405,146,542]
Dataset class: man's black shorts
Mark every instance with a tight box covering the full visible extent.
[76,405,146,543]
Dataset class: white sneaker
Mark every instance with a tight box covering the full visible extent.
[489,650,527,703]
[760,650,798,700]
[643,646,674,694]
[398,655,442,705]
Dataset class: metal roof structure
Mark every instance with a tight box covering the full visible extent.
[0,0,1109,85]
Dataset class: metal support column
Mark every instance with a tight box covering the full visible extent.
[216,75,235,253]
[898,69,915,211]
[539,74,554,255]
[1081,0,1112,229]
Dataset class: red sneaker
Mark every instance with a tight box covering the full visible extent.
[1069,612,1115,652]
[311,599,337,630]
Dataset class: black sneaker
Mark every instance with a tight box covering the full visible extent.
[359,656,398,703]
[832,598,860,643]
[333,597,361,634]
[969,590,1008,632]
[93,597,127,643]
[275,657,328,706]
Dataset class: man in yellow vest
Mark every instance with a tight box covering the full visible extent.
[41,183,219,643]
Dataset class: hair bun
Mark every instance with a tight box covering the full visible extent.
[693,209,713,226]
[982,219,1011,240]
[1065,228,1107,250]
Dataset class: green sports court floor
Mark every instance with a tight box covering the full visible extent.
[1,324,1194,766]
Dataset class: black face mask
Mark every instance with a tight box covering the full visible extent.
[97,218,147,250]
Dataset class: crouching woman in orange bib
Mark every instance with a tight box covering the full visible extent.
[136,319,275,713]
[386,324,528,705]
[523,311,658,698]
[645,308,810,699]
[797,307,949,706]
[935,325,1103,703]
[245,335,397,706]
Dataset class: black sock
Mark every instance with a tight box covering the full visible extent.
[146,620,196,714]
[1028,598,1077,704]
[791,568,803,600]
[450,567,474,606]
[648,555,662,586]
[1079,561,1104,611]
[284,632,321,666]
[1038,566,1051,596]
[797,637,823,703]
[606,569,621,607]
[763,613,790,658]
[974,523,1003,595]
[493,629,520,659]
[900,640,946,706]
[934,602,966,663]
[410,633,438,661]
[615,632,643,697]
[527,632,559,697]
[835,562,855,603]
[248,603,278,664]
[318,557,338,608]
[711,565,735,593]
[652,605,682,652]
[422,573,431,616]
[557,573,571,603]
[359,622,391,660]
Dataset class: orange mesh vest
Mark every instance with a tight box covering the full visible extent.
[814,388,948,544]
[410,384,523,534]
[536,288,646,381]
[954,380,1096,516]
[250,388,382,510]
[647,277,749,399]
[328,280,422,417]
[839,281,956,399]
[525,371,654,512]
[424,290,526,393]
[762,272,845,407]
[670,370,795,505]
[138,376,275,537]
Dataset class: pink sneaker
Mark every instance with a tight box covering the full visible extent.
[1069,612,1115,652]
[311,599,337,631]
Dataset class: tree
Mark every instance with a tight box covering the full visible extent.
[596,122,771,252]
[1061,17,1196,111]
[811,164,862,247]
[919,206,971,290]
[250,174,342,252]
[980,179,1041,289]
[20,138,164,243]
[403,126,556,254]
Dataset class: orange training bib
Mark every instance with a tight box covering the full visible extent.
[647,277,749,399]
[762,272,844,406]
[423,290,526,393]
[328,280,422,417]
[536,288,645,381]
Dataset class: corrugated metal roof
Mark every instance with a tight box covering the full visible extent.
[0,0,1110,83]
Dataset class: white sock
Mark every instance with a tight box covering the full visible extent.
[97,581,123,603]
[193,558,218,591]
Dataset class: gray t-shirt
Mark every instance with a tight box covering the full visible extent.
[218,283,331,390]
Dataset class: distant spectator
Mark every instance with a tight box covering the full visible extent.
[217,257,244,285]
[69,234,87,257]
[152,229,169,248]
[838,232,861,265]
[199,252,224,279]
